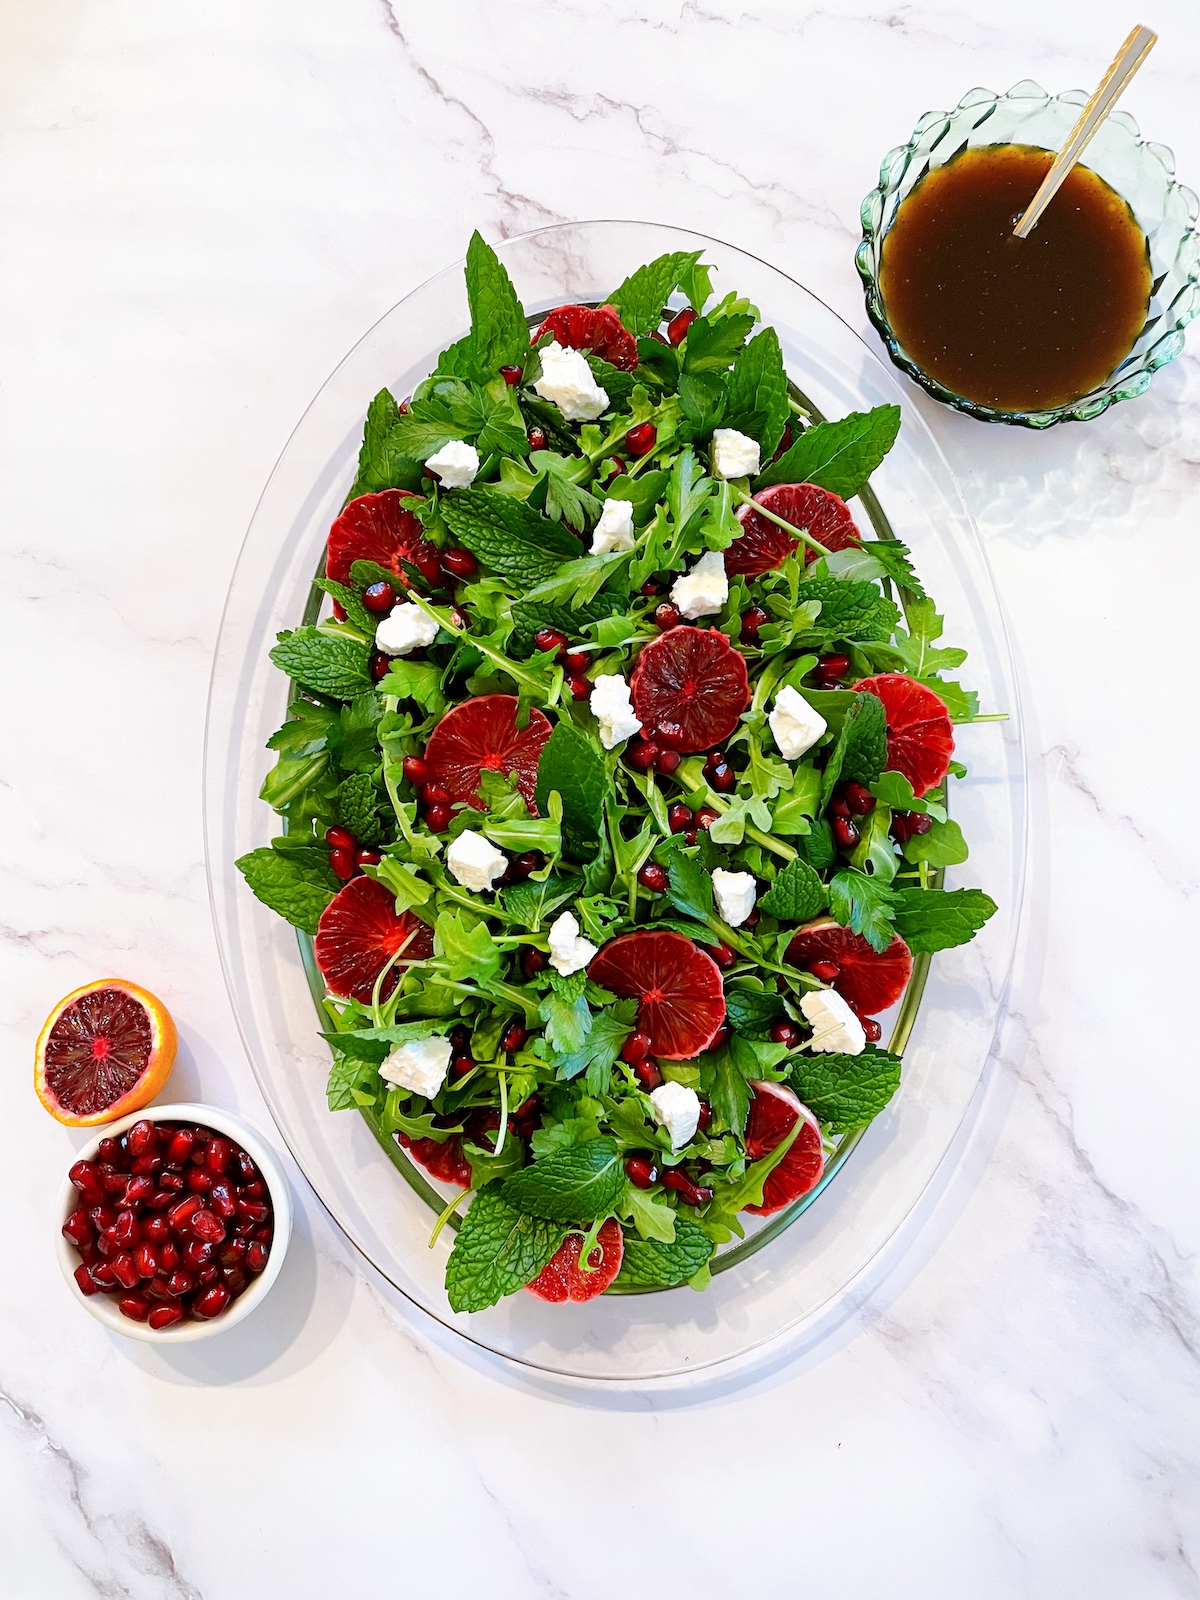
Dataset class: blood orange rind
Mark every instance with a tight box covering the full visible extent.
[532,304,639,371]
[785,917,913,1016]
[35,979,177,1127]
[423,694,552,813]
[398,1131,472,1189]
[743,1080,824,1215]
[854,673,955,798]
[726,483,861,578]
[325,488,426,586]
[587,930,726,1060]
[629,626,750,754]
[526,1218,625,1302]
[314,876,435,1004]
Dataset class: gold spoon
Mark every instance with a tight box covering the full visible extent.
[1013,25,1157,238]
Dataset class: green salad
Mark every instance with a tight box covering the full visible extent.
[237,233,998,1312]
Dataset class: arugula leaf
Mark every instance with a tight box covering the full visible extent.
[607,250,705,335]
[616,1215,714,1288]
[724,986,786,1040]
[380,658,448,715]
[683,311,756,373]
[326,1051,380,1111]
[520,550,631,608]
[621,1182,677,1244]
[891,598,968,678]
[903,817,969,867]
[440,488,583,587]
[510,595,619,656]
[821,689,887,804]
[320,1019,443,1063]
[666,849,714,923]
[868,771,944,820]
[235,847,337,934]
[444,1187,568,1313]
[348,389,423,499]
[501,1137,625,1223]
[706,1034,759,1136]
[552,999,638,1095]
[269,628,373,699]
[862,538,927,599]
[789,1048,902,1132]
[463,230,529,375]
[434,909,501,982]
[770,764,822,836]
[755,405,901,495]
[827,869,897,954]
[758,858,828,922]
[890,887,995,951]
[723,327,790,458]
[538,972,592,1054]
[535,720,606,859]
[503,873,582,931]
[266,699,338,755]
[527,449,603,532]
[708,1116,802,1220]
[334,772,387,846]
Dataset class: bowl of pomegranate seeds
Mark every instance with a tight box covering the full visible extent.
[56,1102,292,1341]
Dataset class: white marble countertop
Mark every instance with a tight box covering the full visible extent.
[5,2,1200,1594]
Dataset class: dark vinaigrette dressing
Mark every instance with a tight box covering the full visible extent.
[879,144,1151,411]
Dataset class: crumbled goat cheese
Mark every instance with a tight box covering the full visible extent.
[375,602,441,658]
[379,1035,453,1098]
[590,496,635,555]
[424,439,479,488]
[769,684,827,760]
[800,988,866,1055]
[445,829,508,892]
[547,910,597,977]
[649,1081,702,1149]
[711,428,761,480]
[532,340,609,422]
[589,674,642,749]
[670,549,728,620]
[711,869,757,928]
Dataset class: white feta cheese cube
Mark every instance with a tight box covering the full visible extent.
[532,340,609,422]
[670,549,728,620]
[769,684,827,760]
[711,868,757,928]
[711,428,762,480]
[649,1081,701,1150]
[547,910,597,977]
[379,1034,453,1098]
[590,496,635,555]
[800,988,866,1055]
[424,438,479,489]
[589,673,642,749]
[374,601,441,658]
[445,828,508,892]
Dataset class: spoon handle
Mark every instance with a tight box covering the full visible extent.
[1013,25,1157,239]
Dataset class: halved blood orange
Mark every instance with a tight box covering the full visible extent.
[726,483,861,578]
[526,1218,625,1302]
[35,980,177,1127]
[397,1130,471,1189]
[854,674,954,797]
[743,1080,824,1215]
[629,626,749,753]
[532,304,639,371]
[423,694,552,812]
[314,876,434,1004]
[785,917,912,1016]
[587,931,726,1060]
[326,489,426,586]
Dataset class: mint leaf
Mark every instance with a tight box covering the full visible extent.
[236,847,337,934]
[724,327,790,458]
[552,999,638,1095]
[666,849,714,923]
[790,1048,902,1132]
[320,1019,442,1063]
[326,1052,381,1111]
[617,1215,714,1288]
[535,721,606,859]
[503,873,582,931]
[334,772,387,846]
[724,986,786,1041]
[444,1188,568,1313]
[348,389,423,499]
[607,250,704,335]
[464,230,529,375]
[755,404,901,495]
[798,577,899,643]
[269,628,373,699]
[510,595,619,656]
[821,689,887,805]
[683,311,756,373]
[585,354,636,407]
[827,869,897,954]
[758,858,828,922]
[440,488,582,587]
[891,887,996,952]
[903,817,968,867]
[501,1137,625,1223]
[706,1034,759,1136]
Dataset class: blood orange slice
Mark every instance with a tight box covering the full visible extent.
[587,931,726,1060]
[398,1130,471,1189]
[726,483,861,578]
[35,980,177,1127]
[526,1218,625,1302]
[326,489,425,586]
[314,876,434,1003]
[743,1081,824,1215]
[629,626,749,753]
[532,304,639,371]
[423,694,552,812]
[785,917,912,1016]
[854,674,954,797]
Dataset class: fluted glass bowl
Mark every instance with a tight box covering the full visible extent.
[857,80,1200,427]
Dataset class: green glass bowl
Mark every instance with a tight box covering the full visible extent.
[857,80,1200,427]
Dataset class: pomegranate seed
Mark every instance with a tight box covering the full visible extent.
[632,1059,663,1090]
[889,813,913,844]
[621,1031,654,1065]
[662,1170,712,1206]
[844,780,876,815]
[709,1024,732,1050]
[624,1154,660,1190]
[656,724,688,751]
[234,1151,258,1183]
[705,941,737,970]
[534,627,568,654]
[521,947,548,977]
[627,738,659,771]
[222,1265,248,1296]
[773,424,794,460]
[668,802,692,833]
[101,1168,128,1196]
[73,1263,100,1297]
[449,1024,471,1053]
[402,755,429,786]
[828,794,851,818]
[770,1019,803,1048]
[501,1022,528,1054]
[702,750,723,772]
[695,807,720,832]
[185,1167,213,1193]
[696,1101,713,1132]
[237,1200,270,1226]
[626,422,657,457]
[193,1284,232,1320]
[741,605,770,641]
[908,813,933,838]
[567,675,591,701]
[371,651,392,682]
[190,1209,226,1245]
[206,1138,233,1175]
[208,1180,237,1219]
[166,1270,194,1297]
[111,1209,137,1248]
[411,544,443,586]
[356,847,382,868]
[451,1055,475,1080]
[421,782,450,805]
[637,863,668,894]
[118,1294,151,1323]
[500,364,523,386]
[809,959,840,983]
[126,1120,156,1158]
[832,815,860,851]
[362,580,396,613]
[511,851,541,882]
[140,1214,168,1244]
[158,1172,184,1193]
[655,749,681,776]
[165,1129,194,1166]
[246,1241,270,1274]
[742,908,760,928]
[328,847,356,881]
[158,1242,180,1273]
[145,1277,173,1301]
[97,1138,121,1164]
[325,825,356,851]
[148,1304,184,1330]
[424,803,451,832]
[183,1239,213,1269]
[862,1017,883,1043]
[640,580,660,598]
[818,653,850,681]
[133,1244,159,1280]
[89,1261,118,1288]
[667,307,698,345]
[654,602,682,631]
[110,1253,141,1289]
[442,545,478,580]
[708,762,736,793]
[198,1263,221,1286]
[527,426,547,451]
[62,1208,93,1249]
[167,1195,201,1232]
[561,650,589,675]
[129,1154,162,1177]
[647,330,670,345]
[68,1162,104,1202]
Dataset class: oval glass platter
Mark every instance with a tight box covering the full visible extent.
[205,221,1025,1380]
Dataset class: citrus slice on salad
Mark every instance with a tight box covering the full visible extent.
[785,917,913,1016]
[35,979,177,1126]
[854,674,955,797]
[726,483,861,577]
[314,876,434,1004]
[742,1080,824,1215]
[629,625,750,753]
[423,694,552,812]
[532,303,639,371]
[587,930,726,1059]
[526,1218,625,1302]
[326,488,426,586]
[397,1129,472,1189]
